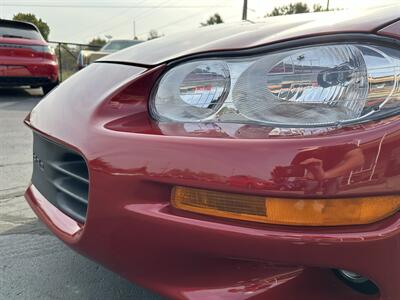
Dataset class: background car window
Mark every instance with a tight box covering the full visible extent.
[0,25,43,40]
[101,41,140,52]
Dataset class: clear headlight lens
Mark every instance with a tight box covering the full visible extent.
[153,60,230,121]
[150,43,400,127]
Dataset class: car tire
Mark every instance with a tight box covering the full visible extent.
[42,81,59,95]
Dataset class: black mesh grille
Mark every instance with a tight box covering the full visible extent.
[32,132,89,223]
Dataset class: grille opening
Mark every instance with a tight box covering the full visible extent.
[32,133,89,223]
[50,161,89,184]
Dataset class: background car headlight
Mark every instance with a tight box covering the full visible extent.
[150,43,400,127]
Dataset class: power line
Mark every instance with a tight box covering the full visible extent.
[136,11,239,40]
[80,0,174,41]
[136,9,209,38]
[1,3,229,9]
[131,0,173,22]
[68,8,131,41]
[73,0,150,41]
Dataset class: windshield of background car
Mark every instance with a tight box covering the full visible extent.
[101,40,140,52]
[0,24,43,40]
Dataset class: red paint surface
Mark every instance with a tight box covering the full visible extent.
[24,7,400,300]
[26,185,82,237]
[378,19,400,39]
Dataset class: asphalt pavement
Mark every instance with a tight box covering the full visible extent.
[0,88,163,300]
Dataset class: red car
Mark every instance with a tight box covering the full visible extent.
[0,19,58,94]
[25,5,400,300]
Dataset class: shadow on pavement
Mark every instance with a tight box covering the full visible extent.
[1,220,50,236]
[0,87,42,99]
[0,88,42,112]
[0,221,164,300]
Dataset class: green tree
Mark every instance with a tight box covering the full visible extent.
[313,4,336,12]
[267,2,310,16]
[267,2,337,16]
[88,37,107,49]
[201,13,224,26]
[13,13,50,40]
[313,4,325,12]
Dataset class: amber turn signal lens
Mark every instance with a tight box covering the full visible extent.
[171,186,400,226]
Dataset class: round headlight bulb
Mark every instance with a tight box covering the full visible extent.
[151,60,230,122]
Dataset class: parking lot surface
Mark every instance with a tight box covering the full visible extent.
[0,88,163,300]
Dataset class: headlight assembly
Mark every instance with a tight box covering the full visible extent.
[150,43,400,127]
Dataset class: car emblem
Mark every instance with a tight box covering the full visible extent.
[33,152,45,171]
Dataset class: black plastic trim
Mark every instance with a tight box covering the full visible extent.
[333,269,379,295]
[0,76,54,87]
[32,132,89,224]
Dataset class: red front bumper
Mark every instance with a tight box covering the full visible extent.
[24,62,400,299]
[25,172,400,300]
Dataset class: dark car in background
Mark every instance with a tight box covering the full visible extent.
[0,19,59,95]
[77,39,142,69]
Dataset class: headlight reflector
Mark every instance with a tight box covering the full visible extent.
[234,45,369,125]
[151,43,400,127]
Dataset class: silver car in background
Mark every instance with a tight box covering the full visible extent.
[77,39,142,69]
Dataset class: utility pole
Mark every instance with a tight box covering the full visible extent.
[326,0,330,11]
[133,20,137,40]
[242,0,247,20]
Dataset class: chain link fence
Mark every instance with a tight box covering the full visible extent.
[48,41,101,82]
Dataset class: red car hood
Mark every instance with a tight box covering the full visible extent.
[0,37,47,46]
[101,4,400,66]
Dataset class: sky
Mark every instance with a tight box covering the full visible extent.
[0,0,397,44]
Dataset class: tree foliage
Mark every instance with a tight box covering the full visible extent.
[201,13,223,26]
[266,2,334,17]
[88,37,107,49]
[13,13,50,40]
[313,4,325,12]
[267,2,310,16]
